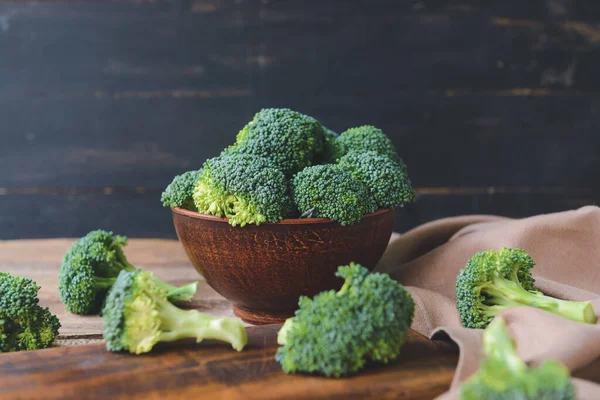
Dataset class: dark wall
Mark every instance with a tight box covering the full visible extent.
[1,0,599,239]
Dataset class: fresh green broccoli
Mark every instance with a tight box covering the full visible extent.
[193,151,294,227]
[0,273,60,352]
[161,169,203,210]
[59,230,198,315]
[459,317,576,400]
[332,125,399,161]
[225,108,325,176]
[291,164,376,225]
[275,263,415,377]
[338,151,416,209]
[456,248,596,329]
[103,270,247,354]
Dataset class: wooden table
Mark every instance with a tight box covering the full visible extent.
[0,239,460,399]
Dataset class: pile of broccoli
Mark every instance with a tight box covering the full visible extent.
[456,247,596,328]
[275,263,415,377]
[59,229,198,315]
[161,108,415,226]
[102,270,247,354]
[459,317,576,400]
[0,272,60,352]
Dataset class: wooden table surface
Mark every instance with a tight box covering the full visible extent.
[0,239,458,399]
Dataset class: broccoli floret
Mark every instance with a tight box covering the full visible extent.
[225,108,325,176]
[161,169,203,210]
[59,230,198,315]
[291,164,376,225]
[103,270,247,354]
[192,151,294,227]
[332,125,399,161]
[338,151,416,209]
[275,263,415,377]
[460,317,576,400]
[0,273,60,352]
[456,248,597,329]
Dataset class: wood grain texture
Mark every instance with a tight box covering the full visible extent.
[0,327,458,400]
[0,238,459,399]
[1,0,600,238]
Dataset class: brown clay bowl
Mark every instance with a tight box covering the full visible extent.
[171,207,396,324]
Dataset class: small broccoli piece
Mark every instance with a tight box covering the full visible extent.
[291,164,376,225]
[338,151,416,209]
[0,273,60,352]
[275,263,415,377]
[332,125,399,161]
[226,108,325,176]
[193,151,294,227]
[103,270,247,354]
[161,169,203,210]
[460,317,576,400]
[456,248,597,329]
[59,230,198,315]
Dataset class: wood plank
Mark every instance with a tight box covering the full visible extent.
[0,326,458,400]
[0,191,597,239]
[0,1,600,190]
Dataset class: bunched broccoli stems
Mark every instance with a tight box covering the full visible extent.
[478,277,596,324]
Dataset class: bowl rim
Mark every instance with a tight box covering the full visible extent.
[171,207,394,225]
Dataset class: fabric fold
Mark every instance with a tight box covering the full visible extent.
[375,206,600,399]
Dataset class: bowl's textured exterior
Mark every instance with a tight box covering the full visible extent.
[172,208,396,324]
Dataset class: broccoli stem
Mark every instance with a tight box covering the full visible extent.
[154,296,246,351]
[481,277,597,324]
[94,276,117,289]
[152,279,198,302]
[482,318,526,374]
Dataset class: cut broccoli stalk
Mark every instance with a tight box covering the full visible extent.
[479,277,596,324]
[460,317,576,399]
[456,248,597,328]
[103,270,247,355]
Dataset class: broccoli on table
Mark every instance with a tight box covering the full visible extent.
[193,151,295,227]
[275,263,415,377]
[332,125,399,161]
[225,108,325,176]
[161,169,203,210]
[103,270,247,354]
[59,230,198,315]
[456,248,597,329]
[291,164,376,226]
[338,150,416,209]
[0,273,60,352]
[460,317,576,400]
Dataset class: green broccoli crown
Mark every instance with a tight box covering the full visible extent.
[193,151,294,227]
[0,273,60,352]
[460,317,576,400]
[456,248,597,328]
[275,263,415,377]
[338,150,415,209]
[103,270,247,354]
[161,169,203,210]
[59,230,197,314]
[291,164,376,226]
[227,108,325,176]
[333,125,398,161]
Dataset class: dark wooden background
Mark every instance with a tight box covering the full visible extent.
[1,0,599,239]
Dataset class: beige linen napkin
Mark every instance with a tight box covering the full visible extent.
[375,206,600,399]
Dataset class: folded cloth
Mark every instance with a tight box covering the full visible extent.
[375,206,600,399]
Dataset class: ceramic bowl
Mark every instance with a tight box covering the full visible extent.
[171,207,395,324]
